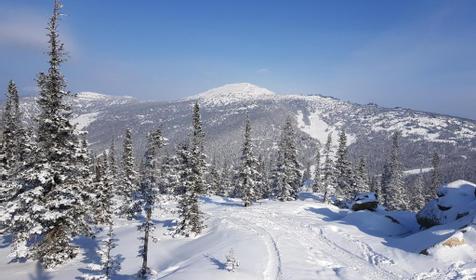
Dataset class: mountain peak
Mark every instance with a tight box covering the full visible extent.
[185,83,276,105]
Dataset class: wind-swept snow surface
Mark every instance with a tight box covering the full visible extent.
[1,193,475,279]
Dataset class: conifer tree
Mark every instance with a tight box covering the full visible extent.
[0,81,21,181]
[2,1,94,267]
[385,131,407,210]
[428,152,442,201]
[94,153,114,225]
[175,143,205,236]
[137,129,164,279]
[380,163,391,205]
[0,80,30,203]
[120,128,139,218]
[302,161,312,187]
[175,103,206,236]
[236,118,260,206]
[256,155,269,199]
[411,170,426,211]
[159,153,180,195]
[369,175,381,200]
[355,157,370,194]
[207,158,221,195]
[312,150,321,193]
[335,130,356,200]
[272,117,301,201]
[218,159,233,197]
[321,132,335,202]
[108,139,118,178]
[191,102,207,194]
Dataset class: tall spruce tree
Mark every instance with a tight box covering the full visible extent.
[312,150,321,193]
[428,152,442,201]
[380,163,391,205]
[272,117,301,201]
[2,0,93,267]
[335,130,356,200]
[321,132,335,202]
[159,152,180,195]
[175,143,205,236]
[120,128,139,218]
[355,157,370,194]
[191,102,207,194]
[256,155,269,199]
[411,169,426,211]
[0,80,30,203]
[207,158,221,195]
[385,131,407,210]
[236,118,260,206]
[137,129,164,279]
[175,103,206,236]
[0,81,21,180]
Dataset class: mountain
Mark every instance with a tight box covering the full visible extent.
[5,83,476,183]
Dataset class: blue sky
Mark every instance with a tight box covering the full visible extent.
[0,0,475,119]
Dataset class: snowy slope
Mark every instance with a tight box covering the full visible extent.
[2,187,476,280]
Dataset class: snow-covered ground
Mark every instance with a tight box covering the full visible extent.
[1,193,475,280]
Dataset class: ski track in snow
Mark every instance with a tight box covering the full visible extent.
[212,202,404,280]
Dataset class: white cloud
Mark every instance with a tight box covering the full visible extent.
[0,6,76,52]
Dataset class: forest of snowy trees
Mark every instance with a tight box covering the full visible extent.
[0,1,446,278]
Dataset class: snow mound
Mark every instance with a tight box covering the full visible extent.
[185,83,276,106]
[417,180,476,228]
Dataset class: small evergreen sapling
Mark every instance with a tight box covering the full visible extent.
[225,249,239,272]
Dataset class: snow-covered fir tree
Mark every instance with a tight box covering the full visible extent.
[217,159,233,197]
[120,128,139,219]
[235,118,260,206]
[86,153,120,280]
[369,175,381,200]
[158,152,180,195]
[190,102,208,194]
[380,163,391,205]
[411,169,426,211]
[355,157,370,194]
[175,103,206,236]
[207,158,221,195]
[256,154,270,199]
[272,117,301,201]
[428,152,442,201]
[0,81,21,181]
[225,249,240,272]
[385,131,407,210]
[175,143,205,236]
[93,153,114,225]
[302,161,312,188]
[312,150,321,193]
[0,80,30,203]
[321,132,335,202]
[2,0,94,267]
[137,129,164,279]
[335,130,356,200]
[108,139,118,179]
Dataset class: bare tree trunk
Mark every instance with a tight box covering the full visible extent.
[139,207,151,278]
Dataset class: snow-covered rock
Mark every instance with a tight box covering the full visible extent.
[351,192,378,211]
[416,180,476,228]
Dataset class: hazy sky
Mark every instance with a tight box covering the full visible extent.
[0,0,475,119]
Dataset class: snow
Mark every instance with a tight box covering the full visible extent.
[2,189,476,279]
[403,167,433,176]
[185,83,276,106]
[296,110,356,146]
[77,92,111,101]
[72,112,99,130]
